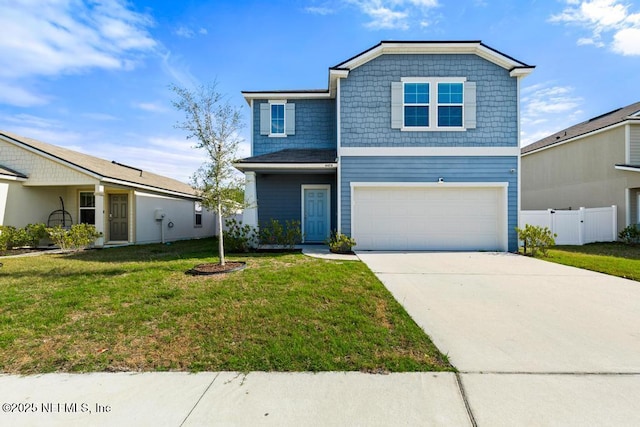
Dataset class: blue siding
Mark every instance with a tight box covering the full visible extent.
[256,173,337,230]
[340,54,517,147]
[253,99,336,156]
[340,156,519,251]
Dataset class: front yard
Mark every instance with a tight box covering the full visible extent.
[539,242,640,281]
[0,239,452,374]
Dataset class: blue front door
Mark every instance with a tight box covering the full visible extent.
[304,187,329,242]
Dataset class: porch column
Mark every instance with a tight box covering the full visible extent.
[243,171,258,228]
[94,184,105,248]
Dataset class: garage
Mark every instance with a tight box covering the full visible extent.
[351,184,508,251]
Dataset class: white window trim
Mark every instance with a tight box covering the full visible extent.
[79,191,96,225]
[194,201,203,228]
[268,100,287,138]
[401,77,466,132]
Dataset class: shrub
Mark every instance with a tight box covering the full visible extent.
[47,224,101,251]
[259,219,302,249]
[515,224,557,257]
[618,224,640,245]
[24,223,48,247]
[0,226,28,250]
[224,218,257,252]
[326,231,356,253]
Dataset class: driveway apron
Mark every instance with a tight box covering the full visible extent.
[358,251,640,425]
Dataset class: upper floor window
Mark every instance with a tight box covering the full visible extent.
[404,83,429,127]
[270,103,285,135]
[392,78,476,131]
[437,83,463,127]
[79,192,95,225]
[260,101,296,137]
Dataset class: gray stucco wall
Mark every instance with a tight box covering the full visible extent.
[340,156,519,251]
[256,173,337,230]
[340,54,517,147]
[253,99,336,156]
[522,125,640,232]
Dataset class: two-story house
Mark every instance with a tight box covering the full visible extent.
[235,41,534,251]
[522,101,640,234]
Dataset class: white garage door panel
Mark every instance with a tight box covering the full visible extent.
[353,186,505,251]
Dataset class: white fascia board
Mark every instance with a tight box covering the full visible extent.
[101,177,198,200]
[350,181,508,189]
[339,42,528,73]
[0,134,102,180]
[242,92,331,104]
[522,121,630,157]
[0,174,27,182]
[510,67,535,78]
[340,147,519,157]
[234,163,338,171]
[615,165,640,173]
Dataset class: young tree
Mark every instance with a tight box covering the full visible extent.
[171,83,244,266]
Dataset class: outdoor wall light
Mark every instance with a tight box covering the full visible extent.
[438,177,444,183]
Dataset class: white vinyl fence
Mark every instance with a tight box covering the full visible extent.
[520,206,617,245]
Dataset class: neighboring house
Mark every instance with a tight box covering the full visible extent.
[235,41,534,251]
[0,131,216,246]
[522,102,640,234]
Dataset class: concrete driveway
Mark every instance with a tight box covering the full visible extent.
[358,252,640,425]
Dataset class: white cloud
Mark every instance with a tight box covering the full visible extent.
[520,83,585,146]
[363,6,409,30]
[305,6,336,15]
[175,26,195,38]
[80,112,119,121]
[174,25,208,38]
[612,27,640,55]
[0,82,49,107]
[0,0,156,106]
[550,0,640,56]
[345,0,439,30]
[135,102,169,113]
[160,52,200,88]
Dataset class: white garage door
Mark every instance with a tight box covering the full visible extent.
[352,185,506,251]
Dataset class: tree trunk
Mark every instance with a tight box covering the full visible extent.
[217,202,225,266]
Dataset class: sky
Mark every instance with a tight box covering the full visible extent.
[0,0,639,183]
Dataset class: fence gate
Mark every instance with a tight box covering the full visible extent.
[520,206,617,245]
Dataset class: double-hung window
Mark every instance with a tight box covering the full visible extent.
[393,78,474,131]
[260,101,295,137]
[270,103,285,136]
[437,83,463,127]
[194,202,203,227]
[403,83,429,127]
[79,192,95,225]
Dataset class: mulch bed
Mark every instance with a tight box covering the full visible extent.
[0,248,50,257]
[186,261,247,275]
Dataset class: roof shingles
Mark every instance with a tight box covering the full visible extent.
[0,131,196,197]
[522,101,640,155]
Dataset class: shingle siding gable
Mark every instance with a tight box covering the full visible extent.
[340,54,517,148]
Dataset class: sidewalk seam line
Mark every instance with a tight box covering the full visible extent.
[179,372,221,427]
[455,372,477,427]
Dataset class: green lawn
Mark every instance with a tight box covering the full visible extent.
[0,239,452,374]
[540,242,640,281]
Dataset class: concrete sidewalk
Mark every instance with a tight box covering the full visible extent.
[0,372,470,426]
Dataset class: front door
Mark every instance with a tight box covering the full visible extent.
[303,187,329,242]
[109,194,128,241]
